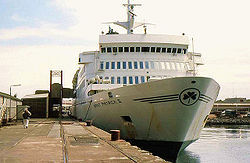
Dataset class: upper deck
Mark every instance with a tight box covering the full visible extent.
[99,34,189,45]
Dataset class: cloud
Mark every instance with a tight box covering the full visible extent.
[11,14,26,22]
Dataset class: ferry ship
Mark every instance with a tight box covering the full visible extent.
[73,0,220,159]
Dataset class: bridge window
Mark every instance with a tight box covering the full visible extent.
[129,76,133,84]
[101,48,106,53]
[111,62,115,69]
[124,47,129,52]
[123,76,127,84]
[113,47,117,53]
[136,47,140,52]
[183,49,187,54]
[172,48,177,53]
[141,47,150,52]
[119,47,123,52]
[107,47,112,53]
[135,76,139,84]
[177,48,182,54]
[117,77,121,84]
[117,62,121,69]
[123,62,127,69]
[105,62,110,69]
[134,61,138,69]
[167,48,172,53]
[156,47,161,53]
[151,47,155,52]
[130,47,135,52]
[139,61,144,69]
[128,62,133,69]
[162,48,166,53]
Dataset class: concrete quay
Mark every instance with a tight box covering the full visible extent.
[0,119,169,163]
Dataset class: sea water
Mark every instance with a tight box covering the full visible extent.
[177,125,250,163]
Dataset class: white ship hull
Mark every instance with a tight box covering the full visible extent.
[74,76,220,157]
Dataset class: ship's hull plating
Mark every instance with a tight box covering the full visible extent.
[75,77,220,158]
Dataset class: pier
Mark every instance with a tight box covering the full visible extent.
[0,119,168,162]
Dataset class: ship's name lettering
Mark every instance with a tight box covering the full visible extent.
[94,99,122,108]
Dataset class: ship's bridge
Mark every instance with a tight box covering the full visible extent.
[99,34,190,56]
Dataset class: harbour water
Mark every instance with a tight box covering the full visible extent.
[177,125,250,163]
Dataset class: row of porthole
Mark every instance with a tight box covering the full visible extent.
[101,76,147,85]
[100,46,187,54]
[100,61,191,71]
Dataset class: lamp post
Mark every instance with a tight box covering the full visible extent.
[8,84,21,121]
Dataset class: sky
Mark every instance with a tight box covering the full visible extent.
[0,0,250,100]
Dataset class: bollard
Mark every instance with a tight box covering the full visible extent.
[110,130,120,141]
[86,120,92,126]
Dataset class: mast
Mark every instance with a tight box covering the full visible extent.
[110,0,149,34]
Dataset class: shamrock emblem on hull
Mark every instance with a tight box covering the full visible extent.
[179,88,200,106]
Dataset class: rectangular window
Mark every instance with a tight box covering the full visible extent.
[130,47,135,52]
[107,47,112,53]
[160,62,166,69]
[79,58,81,62]
[111,62,115,69]
[176,62,181,70]
[141,76,145,83]
[128,61,132,69]
[139,61,144,69]
[119,47,123,52]
[136,47,140,52]
[170,62,175,70]
[158,62,162,69]
[123,76,127,84]
[101,48,106,53]
[117,62,121,69]
[183,49,187,54]
[180,63,185,70]
[129,76,133,84]
[162,48,166,53]
[165,62,170,69]
[124,47,129,52]
[141,47,150,52]
[150,61,155,69]
[145,61,149,69]
[100,61,104,70]
[135,76,139,84]
[172,48,177,53]
[113,47,117,53]
[156,47,161,53]
[155,62,159,69]
[177,48,182,53]
[116,76,121,84]
[151,47,156,52]
[111,77,115,84]
[167,48,172,53]
[105,62,110,69]
[123,62,127,69]
[134,61,138,69]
